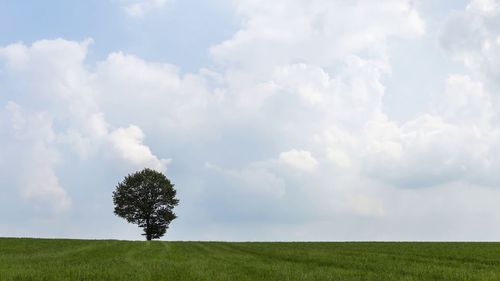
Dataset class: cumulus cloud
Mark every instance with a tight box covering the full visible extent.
[440,0,500,89]
[0,0,427,234]
[109,125,169,172]
[212,0,424,67]
[4,0,500,240]
[0,39,169,212]
[2,102,71,212]
[93,52,210,132]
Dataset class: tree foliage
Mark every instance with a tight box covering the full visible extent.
[113,168,179,240]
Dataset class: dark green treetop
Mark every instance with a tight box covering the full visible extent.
[113,168,179,240]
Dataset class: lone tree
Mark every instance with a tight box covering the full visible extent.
[113,168,179,240]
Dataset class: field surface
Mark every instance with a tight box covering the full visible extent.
[1,238,500,280]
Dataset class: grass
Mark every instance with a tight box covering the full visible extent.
[1,238,500,280]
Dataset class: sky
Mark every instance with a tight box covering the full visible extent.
[2,0,500,241]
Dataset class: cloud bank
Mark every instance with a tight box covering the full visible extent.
[1,0,500,240]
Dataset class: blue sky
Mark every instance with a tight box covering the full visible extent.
[0,0,237,70]
[2,0,500,241]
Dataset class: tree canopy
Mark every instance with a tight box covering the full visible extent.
[113,168,179,240]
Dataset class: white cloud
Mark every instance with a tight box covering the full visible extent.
[0,0,429,235]
[109,125,169,172]
[467,0,500,15]
[5,0,500,240]
[435,74,493,126]
[3,102,71,212]
[0,39,170,212]
[93,52,210,132]
[279,149,318,172]
[211,0,424,67]
[440,0,500,90]
[122,0,168,18]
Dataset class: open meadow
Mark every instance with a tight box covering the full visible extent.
[1,238,500,281]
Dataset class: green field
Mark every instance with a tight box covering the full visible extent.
[1,238,500,280]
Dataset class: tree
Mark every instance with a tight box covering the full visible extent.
[113,168,179,240]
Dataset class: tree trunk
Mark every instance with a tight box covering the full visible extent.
[146,218,152,241]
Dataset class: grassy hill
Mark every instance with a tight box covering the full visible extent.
[1,238,500,280]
